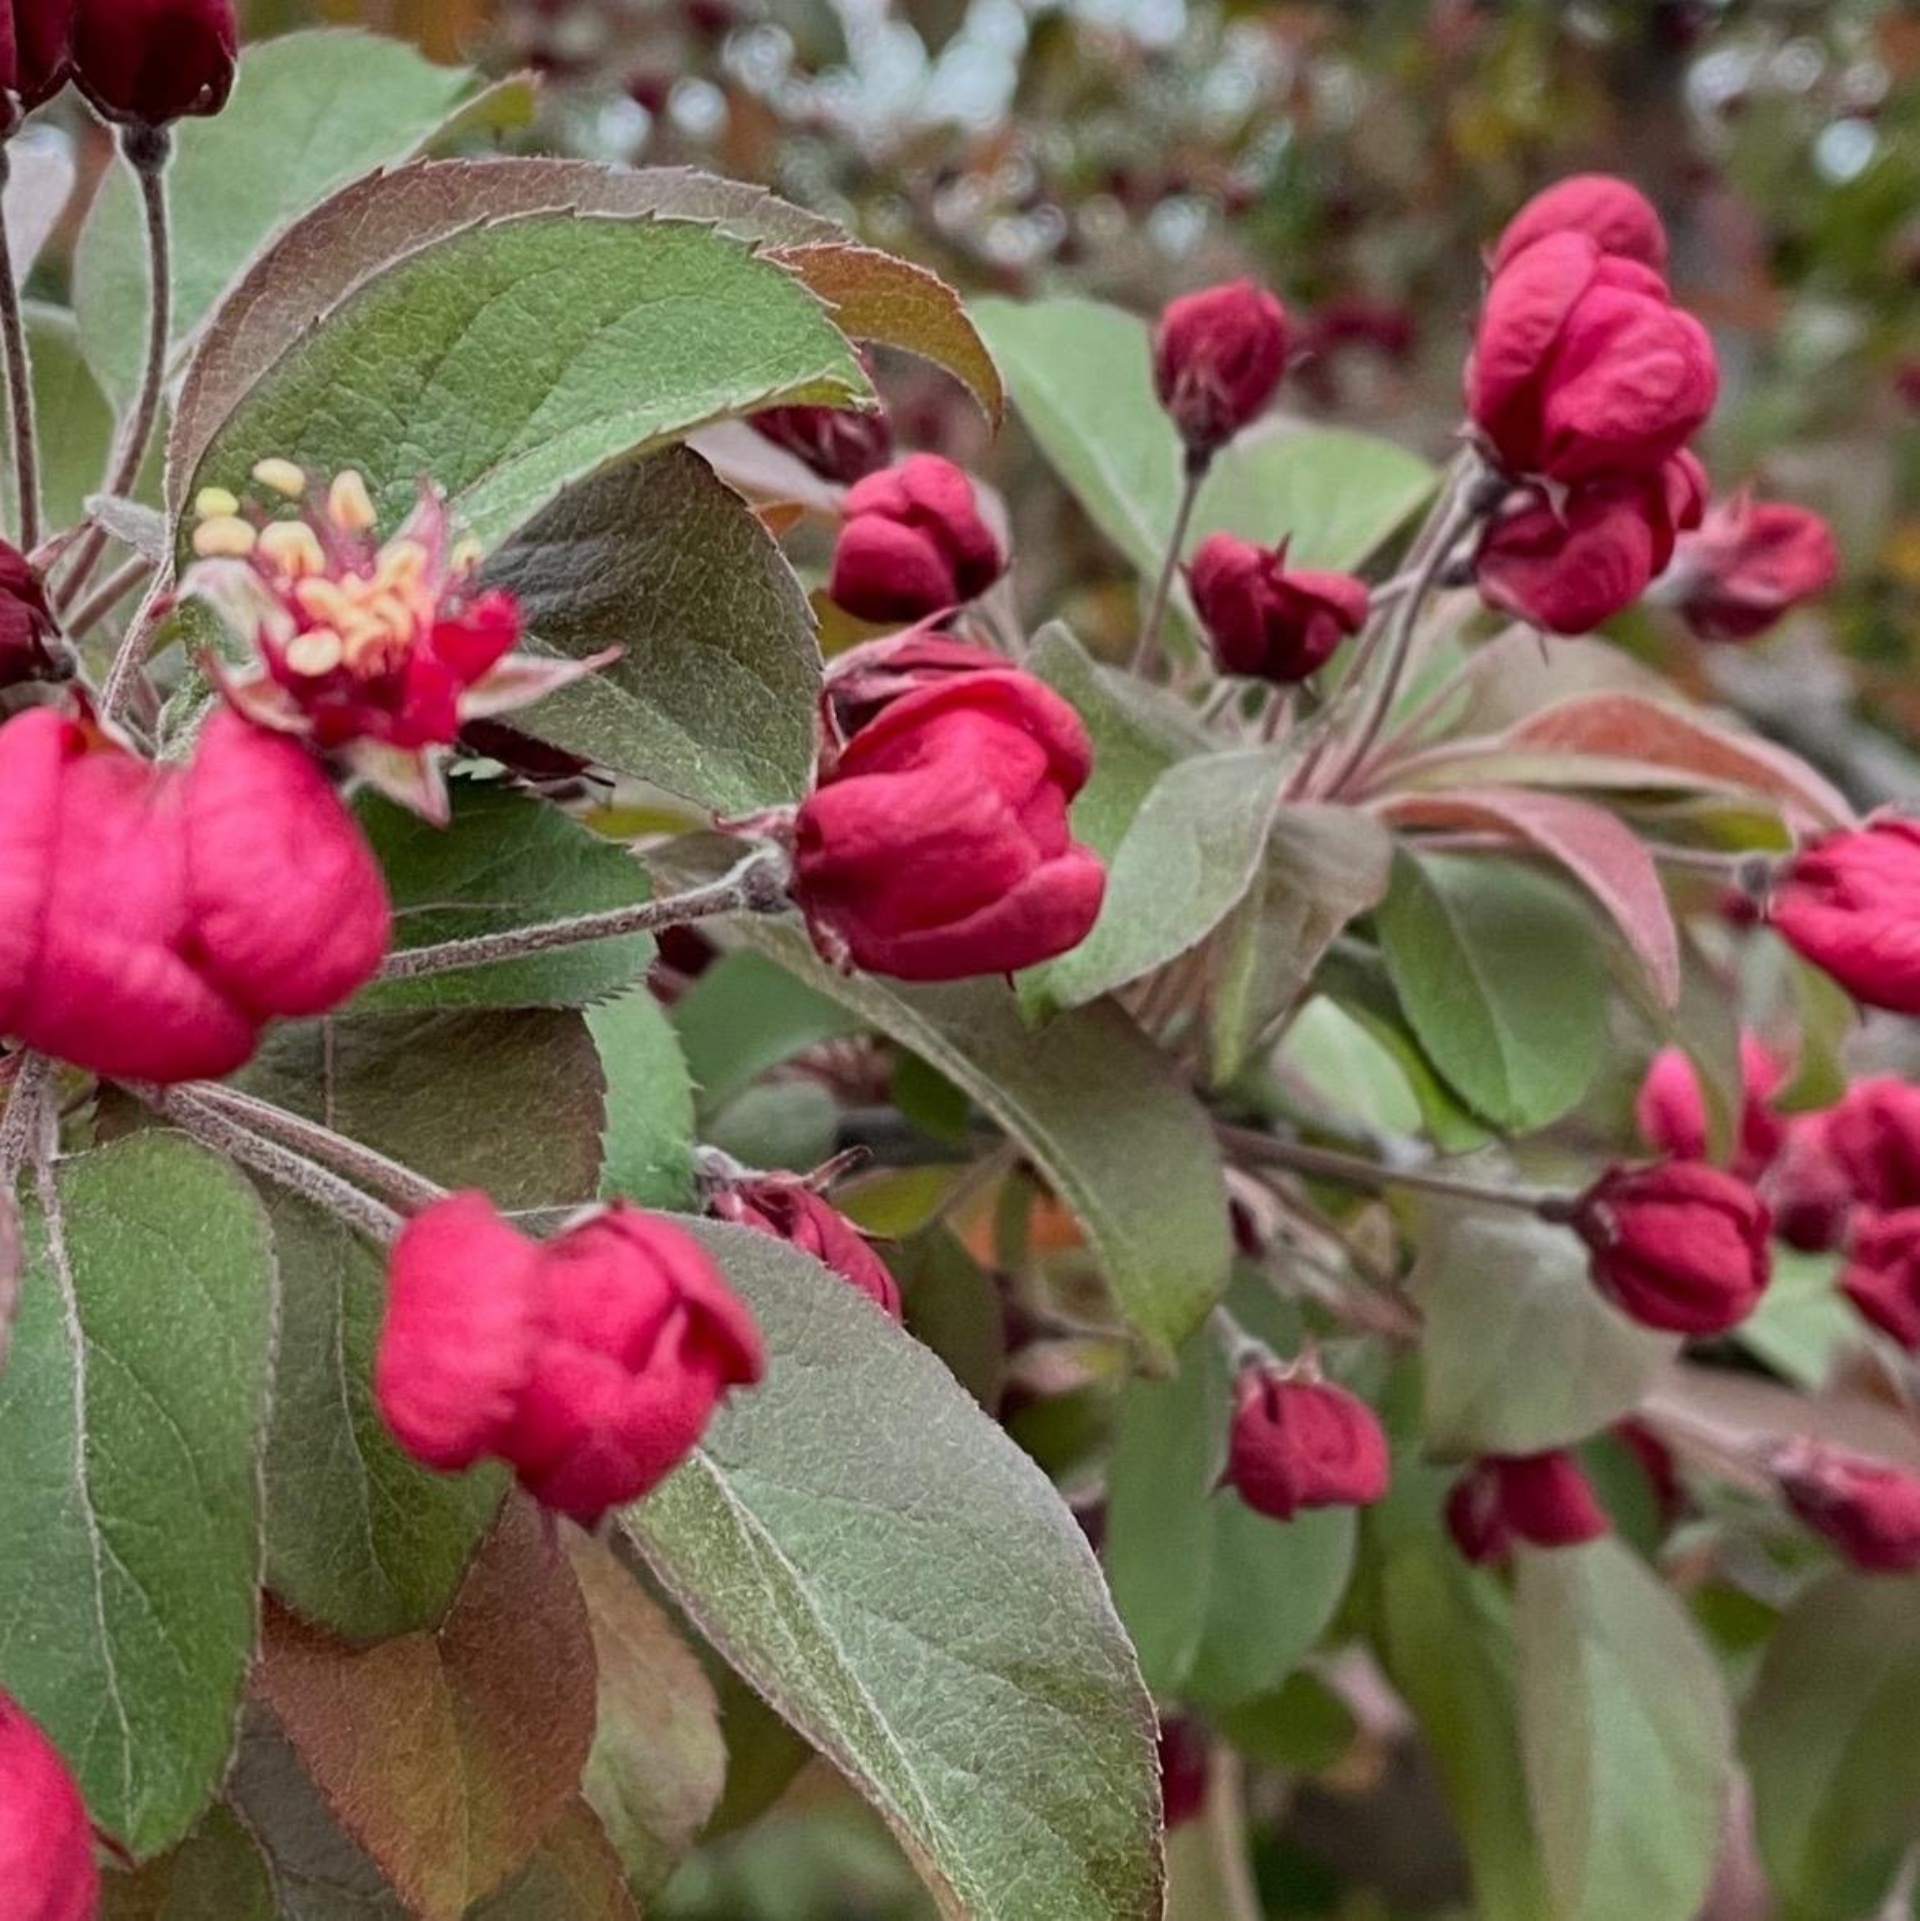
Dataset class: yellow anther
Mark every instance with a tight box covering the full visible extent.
[256,520,327,579]
[450,537,484,574]
[283,627,344,677]
[250,458,308,500]
[374,540,429,591]
[367,590,415,640]
[194,486,240,520]
[293,578,354,626]
[328,470,377,534]
[191,515,258,559]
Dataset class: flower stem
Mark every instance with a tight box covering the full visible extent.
[62,554,154,639]
[0,1052,53,1373]
[59,125,172,618]
[373,845,793,985]
[1130,447,1209,677]
[0,148,41,556]
[1216,1121,1565,1216]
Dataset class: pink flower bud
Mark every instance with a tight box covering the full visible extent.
[1187,534,1369,683]
[1775,1440,1920,1573]
[377,1193,764,1526]
[1467,233,1717,485]
[1770,820,1920,1016]
[792,668,1106,982]
[1633,1032,1784,1179]
[0,706,389,1083]
[820,626,1005,746]
[829,455,1005,625]
[1446,1449,1609,1563]
[1225,1368,1389,1522]
[711,1178,902,1319]
[750,403,893,486]
[1840,1208,1920,1350]
[1151,280,1290,456]
[1667,494,1838,643]
[1763,1113,1855,1254]
[71,0,235,124]
[2,0,72,116]
[0,541,61,688]
[1571,1161,1772,1335]
[1825,1076,1920,1210]
[1474,455,1705,635]
[0,1689,98,1921]
[1490,174,1670,274]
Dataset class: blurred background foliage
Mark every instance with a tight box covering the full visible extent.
[165,2,1920,1913]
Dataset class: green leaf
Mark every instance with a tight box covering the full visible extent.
[725,920,1230,1361]
[100,1807,275,1921]
[1376,1542,1553,1921]
[568,1534,726,1901]
[1515,1539,1732,1921]
[357,781,654,1012]
[626,1221,1163,1921]
[671,949,867,1116]
[255,1499,599,1921]
[1743,1570,1920,1921]
[1105,1328,1355,1710]
[1735,1248,1858,1391]
[1026,745,1290,1015]
[1414,1200,1674,1457]
[1209,805,1395,1084]
[481,446,823,810]
[0,1135,276,1856]
[1376,850,1609,1134]
[183,214,866,554]
[589,991,698,1209]
[2,305,113,537]
[77,32,481,414]
[973,294,1432,588]
[262,1191,504,1642]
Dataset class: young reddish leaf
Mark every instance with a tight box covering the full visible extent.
[1380,788,1681,1010]
[470,1803,641,1921]
[1505,694,1856,834]
[253,1498,598,1921]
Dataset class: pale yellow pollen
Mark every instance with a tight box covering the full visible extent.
[450,537,484,574]
[292,578,353,626]
[191,515,258,559]
[284,627,344,677]
[250,458,308,500]
[373,540,429,592]
[256,520,327,578]
[194,486,240,520]
[328,470,377,534]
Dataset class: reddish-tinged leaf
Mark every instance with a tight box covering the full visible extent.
[1380,788,1681,1010]
[1505,695,1856,834]
[253,1498,597,1921]
[471,1802,641,1921]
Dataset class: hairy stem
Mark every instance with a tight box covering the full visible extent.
[0,148,40,556]
[0,1052,53,1371]
[1217,1121,1566,1216]
[1130,447,1209,676]
[1203,1745,1266,1921]
[374,845,793,985]
[63,554,155,639]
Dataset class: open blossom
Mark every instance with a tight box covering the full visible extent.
[1769,820,1920,1016]
[1188,534,1369,683]
[376,1193,763,1526]
[1490,173,1669,274]
[1665,493,1838,642]
[1225,1368,1389,1521]
[0,1690,97,1921]
[180,465,609,823]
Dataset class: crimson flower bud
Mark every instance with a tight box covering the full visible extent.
[0,1689,98,1921]
[829,455,1005,625]
[1157,1718,1208,1831]
[2,0,73,115]
[0,706,389,1082]
[1490,173,1670,274]
[1775,1440,1920,1574]
[71,0,236,125]
[1633,1032,1783,1179]
[1467,232,1717,484]
[1188,533,1369,683]
[1474,454,1706,635]
[710,1178,902,1319]
[1825,1076,1920,1210]
[750,402,893,486]
[377,1192,764,1526]
[0,541,61,687]
[1763,1113,1855,1254]
[1665,493,1838,643]
[1839,1209,1920,1350]
[1151,280,1290,457]
[1224,1367,1389,1522]
[820,625,1004,746]
[1770,820,1920,1016]
[1571,1161,1772,1335]
[792,668,1106,982]
[1445,1450,1609,1563]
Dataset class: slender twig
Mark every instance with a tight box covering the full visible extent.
[62,554,154,639]
[0,1052,53,1372]
[1130,448,1209,676]
[136,1084,404,1244]
[1216,1121,1566,1217]
[1202,1745,1266,1921]
[59,125,172,617]
[375,845,792,984]
[0,148,40,555]
[168,1082,448,1215]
